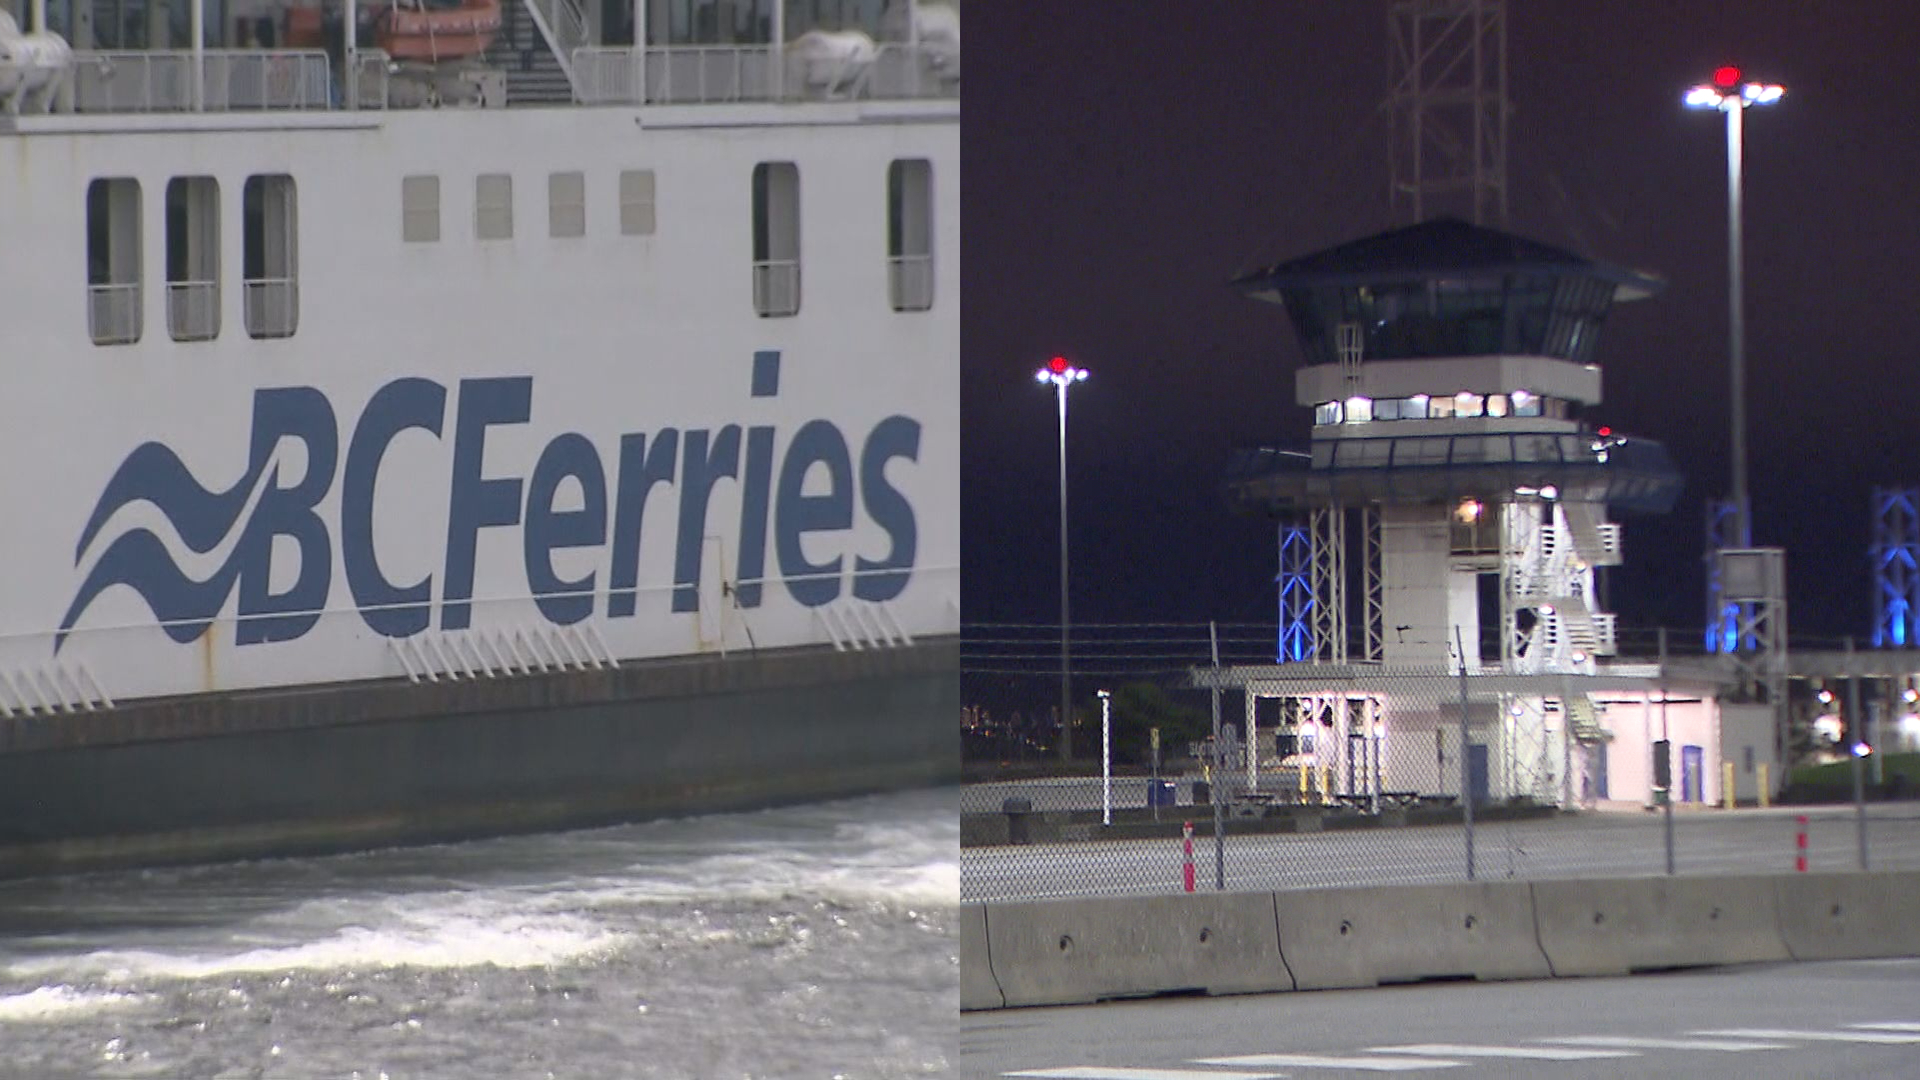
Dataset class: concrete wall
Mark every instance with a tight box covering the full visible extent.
[964,870,1920,1011]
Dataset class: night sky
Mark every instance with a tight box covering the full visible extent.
[961,0,1920,648]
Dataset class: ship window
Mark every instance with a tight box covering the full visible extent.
[476,173,513,241]
[165,176,220,342]
[549,171,586,238]
[1315,401,1340,425]
[751,161,800,317]
[402,175,440,242]
[886,158,932,312]
[86,177,143,346]
[243,175,298,340]
[619,169,656,235]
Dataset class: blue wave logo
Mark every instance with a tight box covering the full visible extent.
[56,443,278,652]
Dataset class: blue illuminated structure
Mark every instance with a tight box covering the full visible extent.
[1871,488,1920,649]
[1277,520,1313,662]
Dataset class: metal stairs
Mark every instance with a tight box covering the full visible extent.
[485,0,573,104]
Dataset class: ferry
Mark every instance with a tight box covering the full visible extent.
[0,0,959,877]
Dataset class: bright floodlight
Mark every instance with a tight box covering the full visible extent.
[1037,355,1089,386]
[1686,67,1785,111]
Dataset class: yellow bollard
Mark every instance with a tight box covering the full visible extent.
[1758,763,1771,808]
[1723,761,1736,809]
[1299,762,1311,804]
[1318,764,1331,805]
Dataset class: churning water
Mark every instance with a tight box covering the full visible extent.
[0,787,957,1078]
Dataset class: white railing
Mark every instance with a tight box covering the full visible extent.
[72,49,331,113]
[752,259,800,317]
[244,277,298,339]
[167,280,219,341]
[644,44,775,104]
[888,254,934,312]
[570,46,643,104]
[87,283,141,345]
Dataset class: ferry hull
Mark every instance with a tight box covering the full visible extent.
[0,637,956,879]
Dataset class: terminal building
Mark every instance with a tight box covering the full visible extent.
[1199,217,1782,809]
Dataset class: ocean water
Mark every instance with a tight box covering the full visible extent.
[0,788,957,1079]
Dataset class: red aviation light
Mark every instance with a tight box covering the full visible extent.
[1598,426,1613,437]
[1049,356,1069,374]
[1713,65,1741,90]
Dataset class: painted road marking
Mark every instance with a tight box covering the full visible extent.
[1537,1035,1790,1052]
[1367,1043,1639,1061]
[1201,1053,1462,1071]
[1849,1021,1920,1032]
[1694,1028,1920,1044]
[1005,1069,1286,1080]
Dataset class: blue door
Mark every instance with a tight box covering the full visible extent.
[1681,745,1705,803]
[1588,744,1609,800]
[1467,744,1490,805]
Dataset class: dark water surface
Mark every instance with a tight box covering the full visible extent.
[0,788,957,1078]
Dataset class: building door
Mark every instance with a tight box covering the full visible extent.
[1467,743,1489,805]
[1588,744,1609,800]
[1681,744,1705,803]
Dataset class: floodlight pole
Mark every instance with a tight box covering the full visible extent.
[1688,69,1783,546]
[1036,359,1089,764]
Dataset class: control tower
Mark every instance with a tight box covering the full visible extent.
[1218,217,1684,805]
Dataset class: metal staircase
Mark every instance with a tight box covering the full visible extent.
[484,0,574,104]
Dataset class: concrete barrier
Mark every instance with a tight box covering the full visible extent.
[1531,875,1789,977]
[980,893,1291,1009]
[960,903,1004,1010]
[1776,870,1920,961]
[1273,881,1551,990]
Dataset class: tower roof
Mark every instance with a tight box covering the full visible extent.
[1234,217,1665,303]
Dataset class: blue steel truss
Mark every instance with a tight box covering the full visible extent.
[1872,488,1920,649]
[1278,520,1314,662]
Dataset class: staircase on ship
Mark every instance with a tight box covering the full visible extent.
[483,0,572,104]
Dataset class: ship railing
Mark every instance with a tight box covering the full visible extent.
[71,49,332,113]
[87,283,141,346]
[643,45,776,105]
[569,42,957,106]
[244,277,299,339]
[888,254,934,312]
[167,281,219,342]
[752,259,801,318]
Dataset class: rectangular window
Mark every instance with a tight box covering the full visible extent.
[619,169,656,235]
[476,173,513,240]
[166,176,220,342]
[402,175,440,242]
[549,171,586,238]
[1428,396,1454,419]
[86,177,143,345]
[243,174,298,339]
[1314,401,1340,426]
[751,161,800,317]
[887,158,933,312]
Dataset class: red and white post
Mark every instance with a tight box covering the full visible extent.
[1182,821,1196,893]
[1795,814,1808,873]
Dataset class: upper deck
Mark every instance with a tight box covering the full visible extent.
[0,0,958,119]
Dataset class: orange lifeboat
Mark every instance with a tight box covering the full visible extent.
[373,0,501,63]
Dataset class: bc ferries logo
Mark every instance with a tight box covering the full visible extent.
[56,352,920,652]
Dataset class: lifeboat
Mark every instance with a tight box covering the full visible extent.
[374,0,501,64]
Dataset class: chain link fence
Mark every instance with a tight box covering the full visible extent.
[961,622,1920,903]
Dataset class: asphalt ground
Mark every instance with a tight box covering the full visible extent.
[961,956,1920,1079]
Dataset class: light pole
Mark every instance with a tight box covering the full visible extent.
[1097,688,1112,827]
[1687,66,1783,547]
[1036,355,1088,764]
